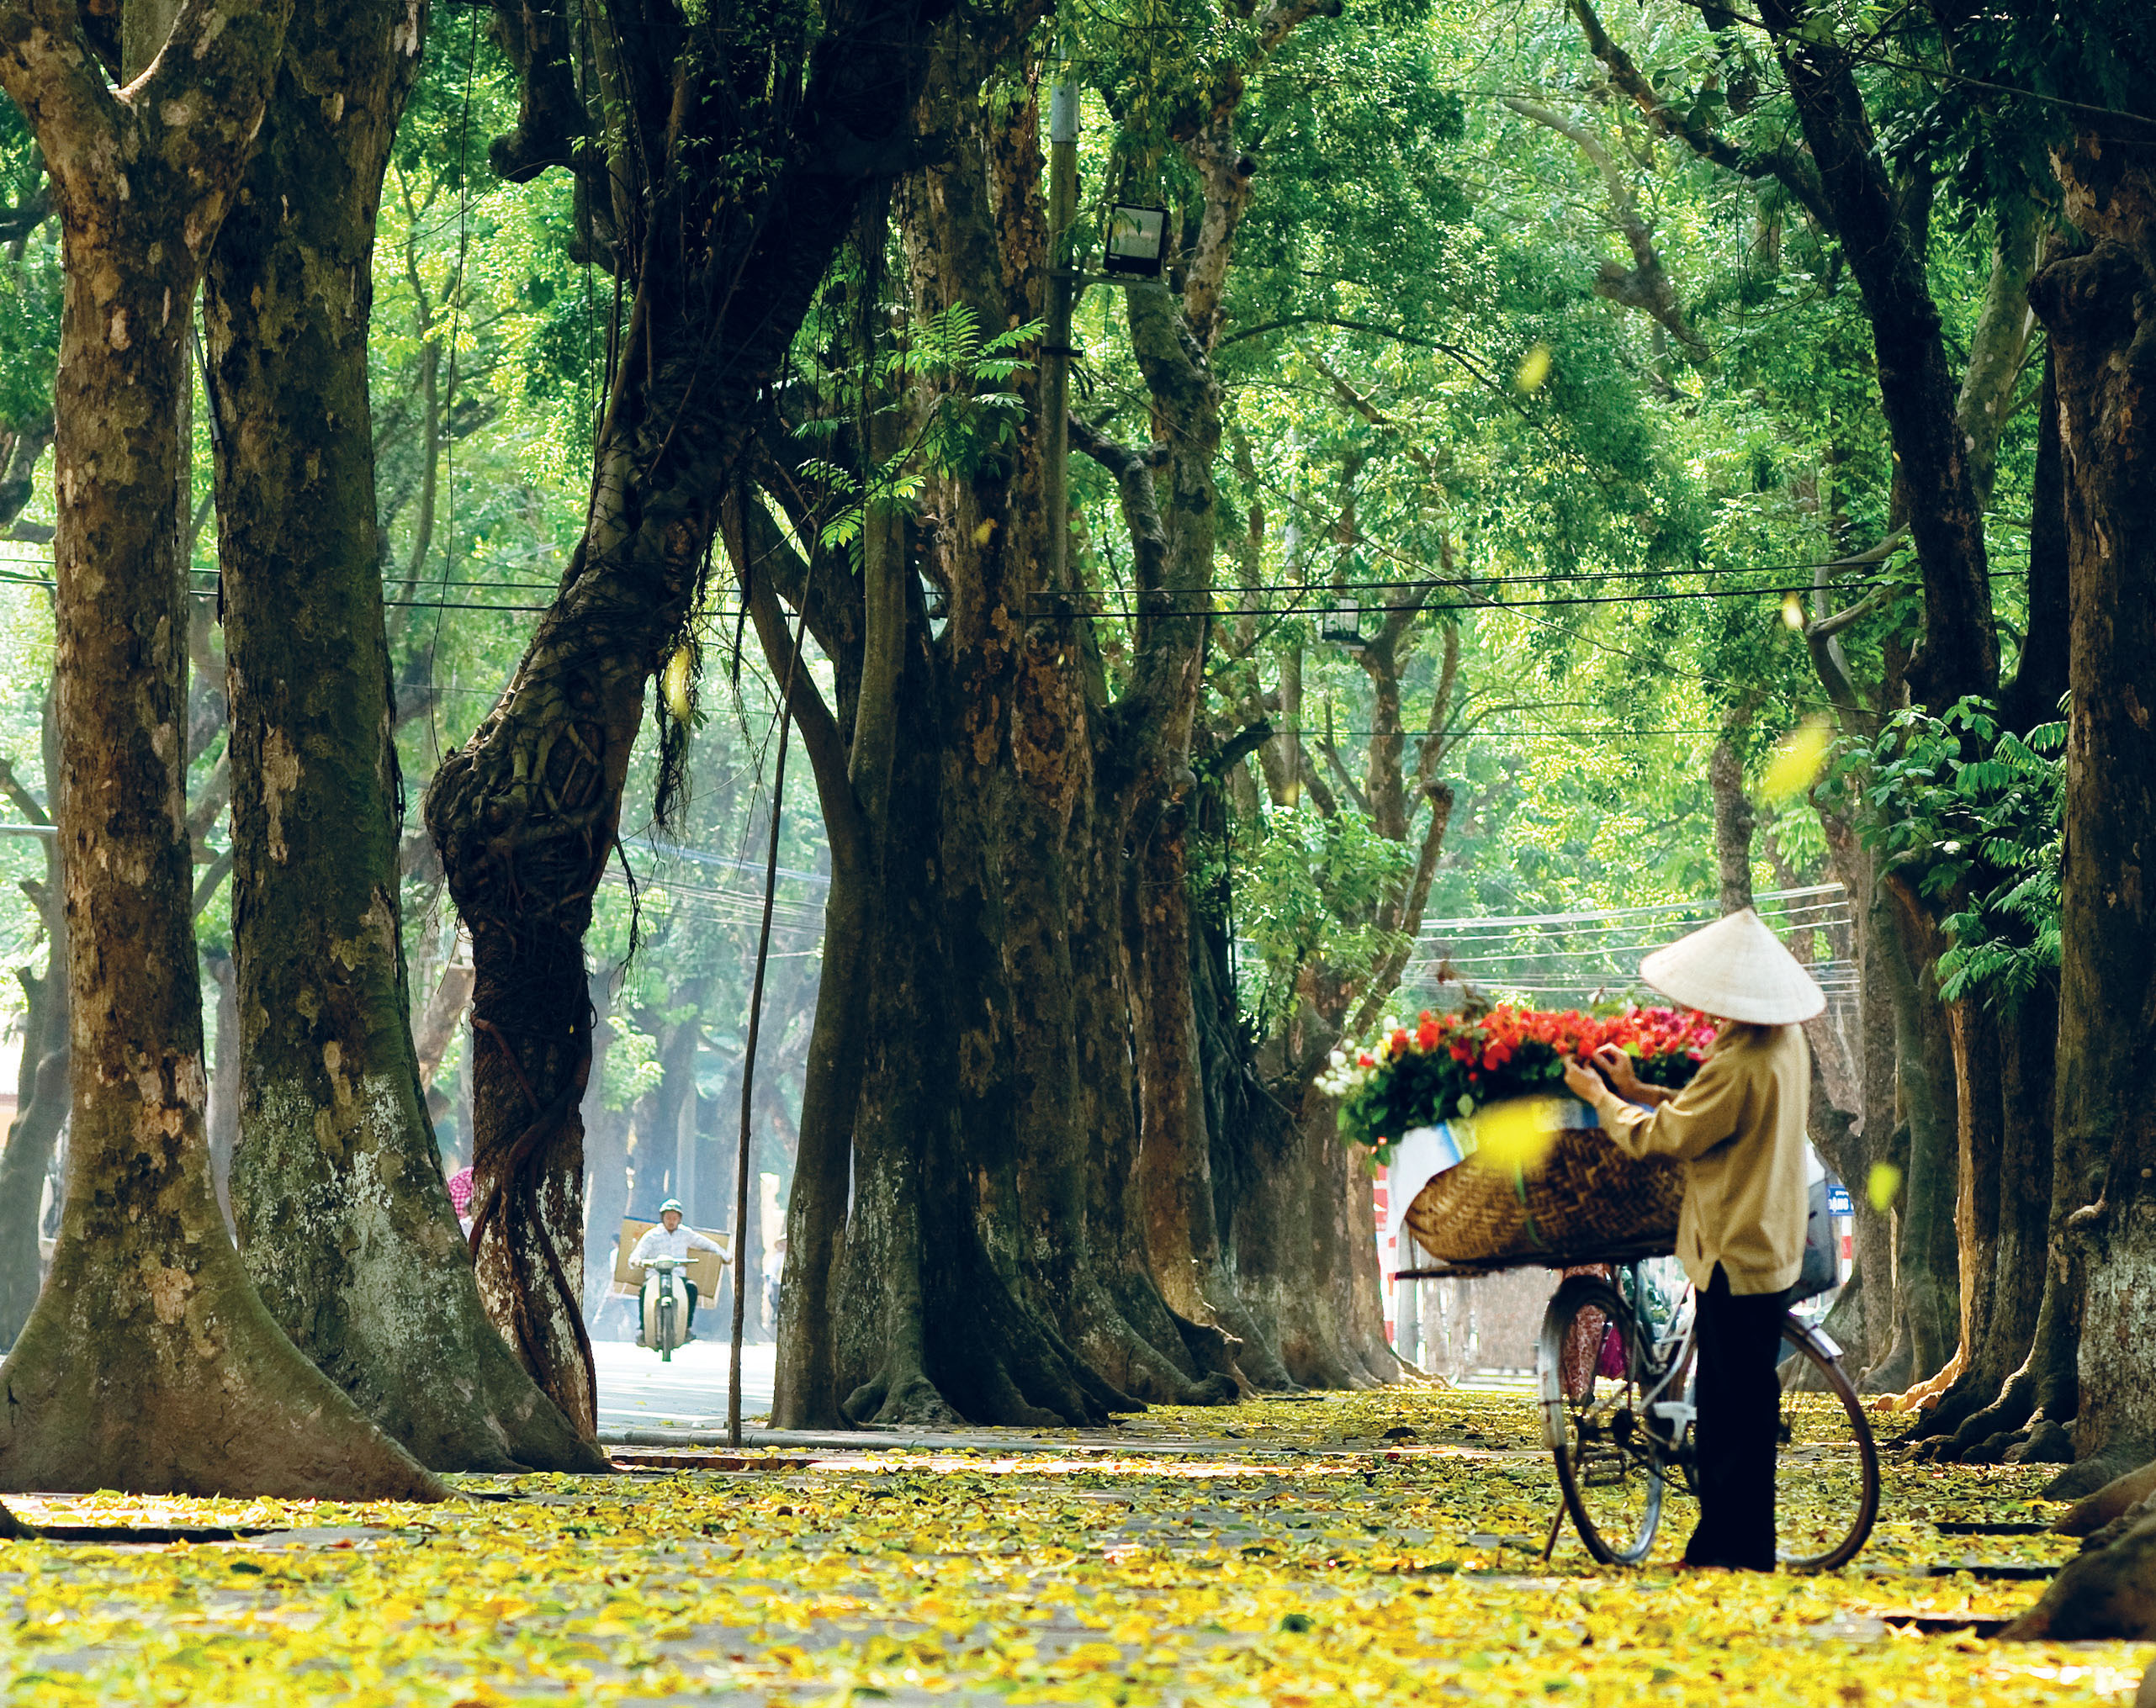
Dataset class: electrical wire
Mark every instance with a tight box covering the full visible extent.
[1020,576,1901,619]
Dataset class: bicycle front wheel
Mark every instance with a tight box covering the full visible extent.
[1539,1276,1665,1564]
[1774,1321,1879,1570]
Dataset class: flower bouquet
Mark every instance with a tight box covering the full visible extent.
[1322,1004,1719,1268]
[1321,1003,1716,1166]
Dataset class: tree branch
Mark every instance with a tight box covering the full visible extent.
[1800,535,1904,724]
[0,2,123,186]
[1070,407,1188,730]
[1752,0,1996,706]
[480,0,586,184]
[0,754,48,824]
[132,0,296,187]
[1417,620,1461,788]
[185,748,230,842]
[1502,93,1710,361]
[721,491,859,865]
[1200,719,1274,778]
[1807,579,1892,643]
[0,177,49,242]
[1219,315,1534,420]
[1952,192,2041,508]
[1350,777,1455,1037]
[191,846,232,917]
[1174,0,1340,346]
[1316,735,1369,816]
[1296,744,1340,817]
[1566,0,1831,230]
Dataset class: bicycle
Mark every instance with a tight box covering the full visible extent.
[1536,1263,1878,1569]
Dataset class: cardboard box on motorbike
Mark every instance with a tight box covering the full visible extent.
[609,1219,730,1303]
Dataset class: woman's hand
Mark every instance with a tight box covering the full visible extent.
[1590,1044,1646,1099]
[1560,1056,1607,1104]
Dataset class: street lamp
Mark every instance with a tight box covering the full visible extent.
[1322,594,1365,650]
[1103,203,1169,278]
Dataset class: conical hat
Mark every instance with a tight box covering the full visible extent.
[1640,907,1825,1025]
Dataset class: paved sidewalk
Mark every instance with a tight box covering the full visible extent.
[592,1335,776,1431]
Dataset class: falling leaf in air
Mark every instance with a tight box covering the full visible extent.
[1761,716,1835,802]
[1468,1096,1565,1176]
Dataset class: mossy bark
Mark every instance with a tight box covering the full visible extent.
[2025,156,2156,1501]
[202,0,604,1473]
[0,0,439,1500]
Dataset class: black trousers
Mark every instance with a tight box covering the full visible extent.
[1687,1265,1790,1570]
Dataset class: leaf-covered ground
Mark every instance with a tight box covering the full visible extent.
[0,1387,2143,1705]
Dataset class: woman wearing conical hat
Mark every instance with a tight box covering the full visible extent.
[1560,907,1824,1573]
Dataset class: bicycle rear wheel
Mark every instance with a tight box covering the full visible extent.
[1539,1277,1665,1564]
[1774,1322,1879,1570]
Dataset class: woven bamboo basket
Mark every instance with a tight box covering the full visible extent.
[1400,1113,1683,1267]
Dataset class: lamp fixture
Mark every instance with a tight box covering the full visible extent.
[1103,204,1168,278]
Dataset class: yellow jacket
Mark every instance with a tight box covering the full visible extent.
[1581,1023,1811,1295]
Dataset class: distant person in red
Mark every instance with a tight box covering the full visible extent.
[1562,908,1821,1572]
[447,1166,475,1238]
[629,1199,726,1343]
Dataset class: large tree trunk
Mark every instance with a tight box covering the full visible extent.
[0,0,438,1499]
[822,623,1130,1426]
[1808,815,1902,1385]
[1227,1081,1396,1388]
[427,0,942,1433]
[1905,389,2072,1451]
[1908,340,2075,1457]
[1708,735,1756,913]
[203,0,602,1473]
[778,0,1387,1423]
[764,533,1147,1427]
[1188,777,1298,1392]
[2023,158,2156,1500]
[1912,983,2058,1457]
[776,33,1247,1426]
[1874,886,1961,1387]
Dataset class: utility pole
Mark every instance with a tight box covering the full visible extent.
[1044,71,1078,590]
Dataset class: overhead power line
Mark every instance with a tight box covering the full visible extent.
[1414,883,1842,933]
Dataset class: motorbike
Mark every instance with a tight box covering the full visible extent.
[639,1256,691,1362]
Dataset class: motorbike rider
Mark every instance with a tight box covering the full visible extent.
[628,1199,727,1344]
